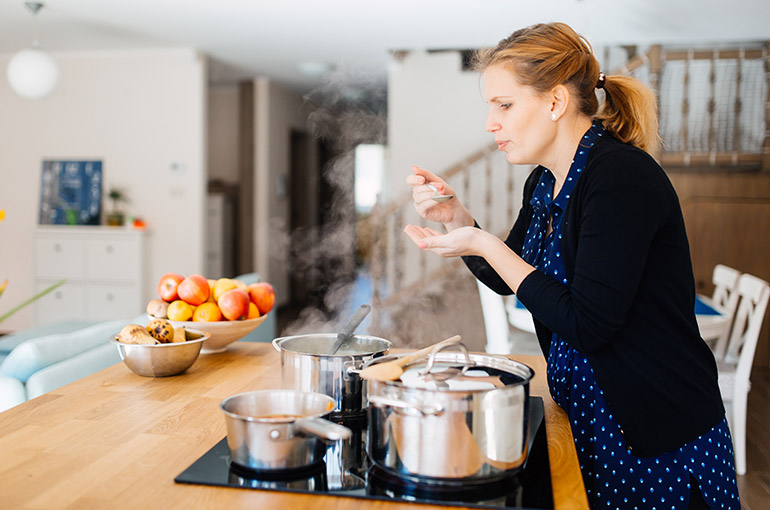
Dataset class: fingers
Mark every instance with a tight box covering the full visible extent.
[403,224,430,248]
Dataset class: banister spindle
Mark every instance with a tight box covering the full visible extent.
[733,48,744,159]
[682,49,691,160]
[764,42,770,172]
[485,155,492,229]
[506,159,514,227]
[708,50,717,162]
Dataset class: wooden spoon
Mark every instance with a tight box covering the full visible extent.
[359,335,461,381]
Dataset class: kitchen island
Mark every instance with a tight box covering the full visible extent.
[0,342,588,509]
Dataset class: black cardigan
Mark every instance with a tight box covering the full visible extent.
[464,134,724,456]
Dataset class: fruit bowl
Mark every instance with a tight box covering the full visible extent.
[155,314,269,353]
[111,328,210,377]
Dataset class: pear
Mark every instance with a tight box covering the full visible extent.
[171,326,186,343]
[115,324,156,345]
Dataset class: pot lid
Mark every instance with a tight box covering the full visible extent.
[399,364,506,391]
[388,351,534,392]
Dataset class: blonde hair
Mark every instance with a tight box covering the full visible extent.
[474,23,661,153]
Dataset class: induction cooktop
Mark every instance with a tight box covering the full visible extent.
[175,396,553,509]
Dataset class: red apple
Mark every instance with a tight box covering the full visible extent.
[218,288,250,321]
[177,274,210,306]
[157,273,184,302]
[247,282,275,315]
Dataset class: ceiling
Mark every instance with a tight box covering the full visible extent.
[1,0,769,93]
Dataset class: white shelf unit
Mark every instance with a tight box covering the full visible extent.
[33,226,148,326]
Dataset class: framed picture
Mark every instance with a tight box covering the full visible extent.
[39,160,102,225]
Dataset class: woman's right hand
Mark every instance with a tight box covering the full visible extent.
[406,166,472,228]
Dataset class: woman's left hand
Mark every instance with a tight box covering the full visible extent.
[403,224,487,258]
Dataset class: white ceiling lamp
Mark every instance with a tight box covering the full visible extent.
[6,2,60,99]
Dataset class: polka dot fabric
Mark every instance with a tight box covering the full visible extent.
[521,123,740,509]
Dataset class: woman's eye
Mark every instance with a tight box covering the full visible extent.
[500,103,512,110]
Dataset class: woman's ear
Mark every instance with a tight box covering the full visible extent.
[549,84,570,121]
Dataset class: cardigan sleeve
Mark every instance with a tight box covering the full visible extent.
[516,148,673,353]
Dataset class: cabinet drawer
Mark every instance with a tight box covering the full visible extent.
[34,281,87,326]
[35,238,85,279]
[85,239,139,281]
[86,285,140,320]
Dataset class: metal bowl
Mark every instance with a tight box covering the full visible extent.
[110,328,210,377]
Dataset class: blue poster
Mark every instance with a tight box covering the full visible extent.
[39,160,102,225]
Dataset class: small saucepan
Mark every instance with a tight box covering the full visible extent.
[220,390,352,472]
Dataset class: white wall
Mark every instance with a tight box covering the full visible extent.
[386,50,490,202]
[254,78,307,307]
[0,49,207,331]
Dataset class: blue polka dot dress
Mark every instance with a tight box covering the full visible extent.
[520,123,740,509]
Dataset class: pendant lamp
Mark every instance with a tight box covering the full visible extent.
[6,2,60,99]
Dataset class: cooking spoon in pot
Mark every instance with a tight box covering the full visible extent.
[359,335,462,381]
[328,304,372,355]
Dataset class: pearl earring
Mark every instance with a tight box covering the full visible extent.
[551,113,557,121]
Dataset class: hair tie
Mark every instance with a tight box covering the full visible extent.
[596,72,606,89]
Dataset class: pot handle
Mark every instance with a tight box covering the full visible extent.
[272,338,282,352]
[293,417,352,442]
[368,395,444,417]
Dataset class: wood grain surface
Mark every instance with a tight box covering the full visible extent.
[0,343,587,510]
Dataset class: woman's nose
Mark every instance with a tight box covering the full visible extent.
[486,111,501,133]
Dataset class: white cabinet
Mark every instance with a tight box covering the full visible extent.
[33,226,147,326]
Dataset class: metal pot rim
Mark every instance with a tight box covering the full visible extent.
[365,352,535,392]
[219,389,336,423]
[273,333,392,358]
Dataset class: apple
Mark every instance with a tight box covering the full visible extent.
[177,274,210,306]
[218,288,250,320]
[157,273,184,302]
[247,282,275,315]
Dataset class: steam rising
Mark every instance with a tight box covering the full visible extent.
[280,69,387,336]
[279,68,486,351]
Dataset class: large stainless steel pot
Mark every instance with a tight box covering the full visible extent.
[366,345,534,481]
[220,390,351,471]
[272,334,391,416]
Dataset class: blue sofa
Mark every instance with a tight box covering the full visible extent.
[0,274,277,413]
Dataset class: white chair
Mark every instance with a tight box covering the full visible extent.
[505,294,537,335]
[476,280,511,354]
[476,280,539,355]
[697,264,741,359]
[717,272,770,476]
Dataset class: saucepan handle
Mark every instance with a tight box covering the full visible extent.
[368,395,444,417]
[293,417,352,442]
[272,337,283,352]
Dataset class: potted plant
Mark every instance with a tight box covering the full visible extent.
[106,187,128,226]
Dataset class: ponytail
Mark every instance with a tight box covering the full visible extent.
[595,75,661,153]
[475,23,661,154]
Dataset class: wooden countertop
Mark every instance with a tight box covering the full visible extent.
[0,342,588,510]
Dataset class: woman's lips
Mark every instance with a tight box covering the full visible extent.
[497,141,508,150]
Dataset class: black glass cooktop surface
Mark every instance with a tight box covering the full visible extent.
[175,396,552,509]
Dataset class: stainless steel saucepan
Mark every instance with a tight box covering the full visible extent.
[220,389,351,471]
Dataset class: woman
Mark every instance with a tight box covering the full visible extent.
[404,23,739,509]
